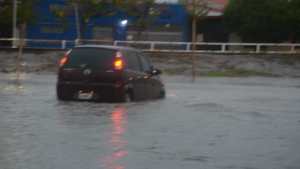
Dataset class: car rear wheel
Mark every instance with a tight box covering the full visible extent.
[159,89,166,99]
[120,91,133,103]
[124,93,131,102]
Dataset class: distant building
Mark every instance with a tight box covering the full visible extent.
[1,0,231,45]
[26,0,189,42]
[197,0,230,42]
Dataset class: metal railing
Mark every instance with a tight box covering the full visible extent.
[1,38,300,54]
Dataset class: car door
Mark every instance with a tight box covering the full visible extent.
[147,55,164,99]
[124,50,146,101]
[140,53,162,99]
[138,53,153,99]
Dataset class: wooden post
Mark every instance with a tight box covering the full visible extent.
[61,40,66,49]
[256,44,261,53]
[150,42,155,51]
[221,44,226,52]
[290,45,295,53]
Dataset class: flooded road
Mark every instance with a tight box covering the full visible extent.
[1,73,300,169]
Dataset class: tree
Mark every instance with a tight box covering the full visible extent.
[287,0,300,42]
[0,0,37,28]
[117,0,159,40]
[224,0,292,43]
[55,0,115,40]
[0,0,38,40]
[183,0,209,44]
[182,0,209,81]
[55,0,160,40]
[0,0,38,82]
[0,0,12,37]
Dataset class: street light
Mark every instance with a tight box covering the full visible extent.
[117,19,128,41]
[120,19,128,27]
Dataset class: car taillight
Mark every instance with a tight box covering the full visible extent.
[114,59,124,70]
[59,50,71,67]
[59,56,68,67]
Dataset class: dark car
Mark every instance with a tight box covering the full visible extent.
[56,45,165,102]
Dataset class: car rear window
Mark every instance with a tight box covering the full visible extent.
[124,51,142,71]
[65,48,116,70]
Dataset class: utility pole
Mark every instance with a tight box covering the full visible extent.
[12,0,18,48]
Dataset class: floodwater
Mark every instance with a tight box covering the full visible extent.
[0,73,300,169]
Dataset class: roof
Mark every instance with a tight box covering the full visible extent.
[207,0,229,17]
[76,45,138,51]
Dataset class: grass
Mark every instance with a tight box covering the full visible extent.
[163,67,275,77]
[163,67,189,75]
[203,69,275,77]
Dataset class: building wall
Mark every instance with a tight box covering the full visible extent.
[26,0,189,42]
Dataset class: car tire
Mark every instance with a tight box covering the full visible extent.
[124,93,131,102]
[121,91,133,103]
[159,89,166,99]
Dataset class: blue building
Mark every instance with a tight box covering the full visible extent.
[26,0,189,43]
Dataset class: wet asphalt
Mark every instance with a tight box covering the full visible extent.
[0,73,300,169]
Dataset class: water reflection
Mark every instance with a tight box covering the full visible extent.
[0,84,24,93]
[111,106,128,147]
[0,73,26,94]
[103,105,128,169]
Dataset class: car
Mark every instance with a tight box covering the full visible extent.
[56,45,166,102]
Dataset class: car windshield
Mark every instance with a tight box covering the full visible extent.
[65,48,116,70]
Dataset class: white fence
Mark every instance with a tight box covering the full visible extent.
[1,38,300,54]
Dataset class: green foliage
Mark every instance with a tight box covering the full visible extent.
[287,0,300,42]
[183,0,209,18]
[224,0,300,43]
[0,1,12,26]
[63,0,115,23]
[55,0,117,38]
[204,69,274,77]
[0,0,38,26]
[117,0,159,31]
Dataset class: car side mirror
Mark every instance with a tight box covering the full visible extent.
[151,68,162,76]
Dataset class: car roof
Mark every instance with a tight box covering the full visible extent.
[75,45,139,52]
